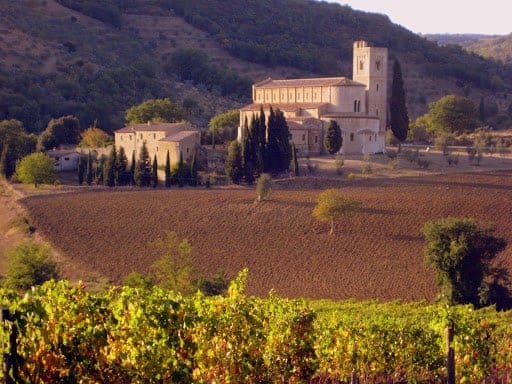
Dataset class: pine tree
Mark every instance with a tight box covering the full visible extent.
[225,140,243,184]
[152,154,158,188]
[165,150,171,188]
[86,152,93,185]
[116,146,128,186]
[390,59,409,148]
[324,120,343,154]
[104,145,117,187]
[134,141,152,187]
[291,142,299,176]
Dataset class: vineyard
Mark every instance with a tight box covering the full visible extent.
[1,272,511,383]
[20,170,512,302]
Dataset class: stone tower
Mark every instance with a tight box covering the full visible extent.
[352,41,388,134]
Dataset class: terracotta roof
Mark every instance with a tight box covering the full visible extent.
[253,77,364,88]
[159,131,198,142]
[240,103,328,112]
[114,122,192,135]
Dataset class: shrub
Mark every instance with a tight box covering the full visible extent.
[3,242,59,291]
[256,173,272,202]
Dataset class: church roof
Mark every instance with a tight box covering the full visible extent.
[240,103,328,112]
[253,77,364,88]
[115,122,192,135]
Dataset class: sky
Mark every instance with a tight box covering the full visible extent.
[328,1,511,35]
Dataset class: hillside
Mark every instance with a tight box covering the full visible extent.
[425,33,512,65]
[1,0,512,134]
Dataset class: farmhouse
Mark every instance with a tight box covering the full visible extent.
[239,41,388,155]
[114,121,200,166]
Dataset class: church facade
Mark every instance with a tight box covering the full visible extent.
[239,41,388,156]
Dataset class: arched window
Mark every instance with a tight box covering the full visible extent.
[354,100,358,112]
[350,133,354,141]
[359,60,364,70]
[376,60,381,71]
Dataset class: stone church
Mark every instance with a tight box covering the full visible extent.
[239,41,388,155]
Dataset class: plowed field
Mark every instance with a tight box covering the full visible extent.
[21,171,512,302]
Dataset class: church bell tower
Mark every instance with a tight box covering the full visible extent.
[352,41,388,134]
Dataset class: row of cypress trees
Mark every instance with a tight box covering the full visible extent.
[78,142,198,188]
[226,106,292,183]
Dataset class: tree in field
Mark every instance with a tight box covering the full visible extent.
[312,189,362,235]
[125,98,186,124]
[15,152,56,187]
[428,95,478,136]
[3,242,59,291]
[134,141,152,187]
[225,140,243,184]
[291,142,299,176]
[79,127,111,147]
[86,152,93,186]
[389,59,409,148]
[422,217,508,308]
[255,173,272,202]
[208,109,240,146]
[165,150,171,188]
[152,154,158,188]
[104,145,117,187]
[0,119,37,179]
[149,231,196,294]
[37,115,81,150]
[122,272,153,289]
[324,120,342,154]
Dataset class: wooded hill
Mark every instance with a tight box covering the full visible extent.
[425,33,512,65]
[1,0,511,134]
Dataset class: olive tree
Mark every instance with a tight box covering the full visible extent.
[312,189,362,235]
[422,217,508,308]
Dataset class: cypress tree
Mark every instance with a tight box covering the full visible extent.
[130,151,136,185]
[390,59,409,148]
[177,151,185,187]
[95,156,105,185]
[324,120,343,154]
[134,141,151,187]
[86,152,93,185]
[225,140,243,184]
[291,142,299,176]
[189,150,198,187]
[152,154,158,188]
[275,108,291,172]
[265,106,279,173]
[479,96,486,122]
[251,114,265,175]
[116,146,128,186]
[165,150,171,188]
[104,145,117,187]
[77,154,85,185]
[0,143,9,178]
[241,122,255,184]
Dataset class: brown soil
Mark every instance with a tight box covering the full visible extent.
[18,162,512,302]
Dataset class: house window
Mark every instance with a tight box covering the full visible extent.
[314,136,318,144]
[153,133,156,139]
[369,136,372,142]
[376,60,381,71]
[140,133,143,140]
[376,108,379,116]
[350,133,354,141]
[129,135,132,141]
[359,60,364,70]
[120,136,123,141]
[64,157,69,161]
[186,148,189,154]
[376,83,379,92]
[354,100,357,112]
[156,146,159,152]
[353,100,360,112]
[302,134,306,141]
